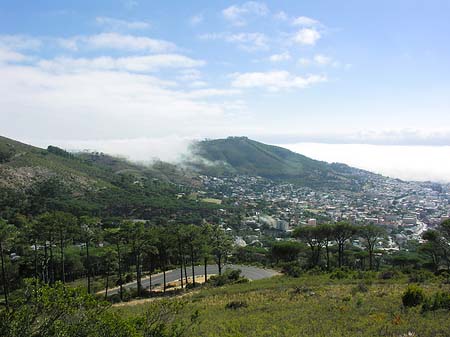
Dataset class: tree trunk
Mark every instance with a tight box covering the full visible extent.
[44,242,49,284]
[117,243,123,301]
[136,251,142,297]
[368,247,373,271]
[148,260,152,294]
[218,255,222,275]
[60,232,65,283]
[325,244,330,270]
[104,271,109,300]
[183,256,188,285]
[204,257,208,283]
[86,240,91,294]
[49,241,54,285]
[179,254,184,289]
[163,267,166,294]
[190,245,196,287]
[338,243,343,268]
[0,242,9,307]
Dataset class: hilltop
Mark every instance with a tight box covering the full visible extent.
[187,136,375,190]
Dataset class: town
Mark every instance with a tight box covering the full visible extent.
[196,173,450,251]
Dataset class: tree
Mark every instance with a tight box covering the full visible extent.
[293,226,323,267]
[359,224,386,270]
[181,224,201,287]
[209,225,232,275]
[79,216,101,294]
[200,223,214,282]
[317,224,334,270]
[332,222,358,268]
[0,219,16,307]
[100,247,118,299]
[51,212,77,283]
[122,221,148,297]
[271,241,303,264]
[104,226,126,301]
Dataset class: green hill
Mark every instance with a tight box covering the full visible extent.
[188,136,369,190]
[0,135,208,219]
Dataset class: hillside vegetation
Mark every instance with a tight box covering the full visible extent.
[116,272,450,337]
[0,135,212,219]
[188,137,371,190]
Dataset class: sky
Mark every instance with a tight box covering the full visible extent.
[1,1,450,181]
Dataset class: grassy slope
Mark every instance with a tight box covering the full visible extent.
[116,274,450,337]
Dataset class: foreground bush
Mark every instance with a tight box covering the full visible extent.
[207,269,248,287]
[402,285,425,307]
[422,291,450,312]
[0,280,198,337]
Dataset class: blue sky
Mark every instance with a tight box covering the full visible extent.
[1,1,450,180]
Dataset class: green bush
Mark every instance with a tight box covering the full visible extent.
[379,270,399,280]
[402,285,425,307]
[281,262,302,278]
[330,269,350,280]
[408,270,434,283]
[422,291,450,312]
[225,300,248,310]
[207,269,248,287]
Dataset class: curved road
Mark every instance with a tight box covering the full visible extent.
[108,264,278,295]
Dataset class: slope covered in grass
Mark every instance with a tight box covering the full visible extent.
[116,273,450,337]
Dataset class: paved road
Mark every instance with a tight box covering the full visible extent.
[108,264,278,295]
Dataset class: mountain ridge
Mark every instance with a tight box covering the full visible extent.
[187,136,375,190]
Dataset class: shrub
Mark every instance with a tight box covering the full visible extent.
[422,291,450,312]
[402,285,425,307]
[207,269,248,287]
[379,270,399,280]
[351,283,369,295]
[281,262,302,278]
[225,301,248,310]
[330,269,350,280]
[408,270,434,283]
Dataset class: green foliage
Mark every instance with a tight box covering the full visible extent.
[207,269,248,287]
[271,241,303,262]
[422,291,450,312]
[330,269,350,280]
[402,285,425,307]
[280,261,302,278]
[225,300,248,310]
[0,281,137,337]
[190,137,366,189]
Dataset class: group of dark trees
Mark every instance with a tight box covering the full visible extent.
[0,213,232,307]
[292,222,386,271]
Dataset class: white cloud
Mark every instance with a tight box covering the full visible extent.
[297,54,340,67]
[96,16,151,31]
[0,61,245,152]
[297,58,311,66]
[282,143,450,183]
[269,51,291,62]
[230,70,327,91]
[0,35,42,50]
[293,28,321,45]
[199,32,269,51]
[314,54,332,66]
[189,13,204,26]
[222,1,269,26]
[274,11,288,21]
[60,33,176,53]
[292,16,320,26]
[123,0,138,9]
[0,47,27,63]
[38,54,205,73]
